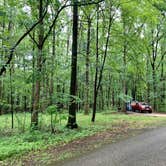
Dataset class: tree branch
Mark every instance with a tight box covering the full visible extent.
[96,5,116,92]
[24,24,39,47]
[42,0,104,47]
[156,50,166,70]
[0,10,48,76]
[0,0,104,76]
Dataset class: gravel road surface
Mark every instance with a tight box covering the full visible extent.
[127,112,166,117]
[56,126,166,166]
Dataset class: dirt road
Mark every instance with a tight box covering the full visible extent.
[55,126,166,166]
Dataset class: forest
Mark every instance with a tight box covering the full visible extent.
[0,0,166,164]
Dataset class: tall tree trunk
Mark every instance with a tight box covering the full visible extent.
[146,57,150,103]
[31,32,35,115]
[31,0,44,127]
[9,67,14,128]
[84,17,91,115]
[152,65,157,111]
[160,42,165,111]
[107,75,111,108]
[92,5,113,122]
[112,89,115,107]
[161,61,165,95]
[151,29,157,111]
[23,53,27,112]
[131,81,137,101]
[50,25,56,105]
[0,0,6,101]
[160,61,165,106]
[122,19,128,112]
[67,1,78,129]
[92,4,99,122]
[100,85,104,110]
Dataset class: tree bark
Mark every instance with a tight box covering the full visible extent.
[152,65,157,111]
[31,0,44,127]
[122,18,128,112]
[10,67,14,129]
[67,0,78,129]
[84,17,91,115]
[92,5,113,122]
[92,4,99,122]
[49,24,56,105]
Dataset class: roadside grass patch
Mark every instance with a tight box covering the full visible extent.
[0,112,166,162]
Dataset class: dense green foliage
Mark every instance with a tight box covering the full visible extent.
[0,0,165,162]
[0,0,165,116]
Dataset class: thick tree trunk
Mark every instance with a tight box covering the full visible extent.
[67,1,78,129]
[31,0,44,127]
[31,51,41,127]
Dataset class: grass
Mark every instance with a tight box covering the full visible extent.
[0,112,166,163]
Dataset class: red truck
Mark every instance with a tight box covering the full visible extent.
[131,101,152,113]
